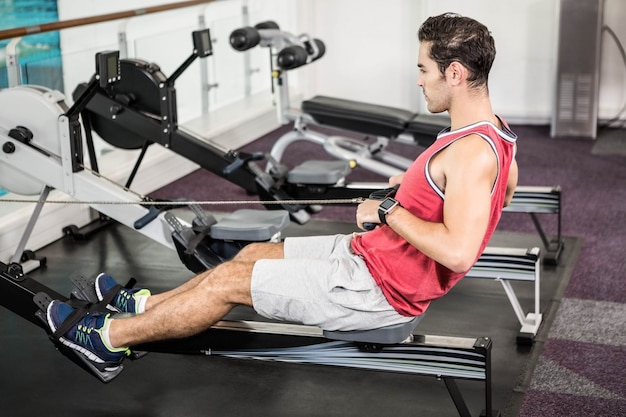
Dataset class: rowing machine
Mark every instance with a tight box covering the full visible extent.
[0,36,291,274]
[72,30,388,225]
[0,259,498,416]
[0,51,179,254]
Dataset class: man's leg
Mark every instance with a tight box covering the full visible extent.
[144,242,284,311]
[46,260,256,364]
[44,242,284,366]
[109,259,257,348]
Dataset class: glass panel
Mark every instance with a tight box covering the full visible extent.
[21,51,64,91]
[134,26,205,123]
[0,0,61,89]
[207,14,251,109]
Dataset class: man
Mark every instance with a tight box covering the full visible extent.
[45,12,518,371]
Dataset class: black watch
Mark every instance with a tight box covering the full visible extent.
[378,197,401,225]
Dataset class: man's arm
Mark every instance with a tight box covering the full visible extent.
[356,135,496,273]
[503,158,518,207]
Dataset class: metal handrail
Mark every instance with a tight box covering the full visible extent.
[0,0,216,41]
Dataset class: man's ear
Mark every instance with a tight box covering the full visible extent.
[446,61,468,85]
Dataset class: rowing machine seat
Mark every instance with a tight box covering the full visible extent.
[287,160,352,185]
[323,315,422,345]
[210,209,290,241]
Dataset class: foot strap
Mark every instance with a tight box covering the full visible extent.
[69,273,148,361]
[98,280,135,310]
[33,292,92,342]
[32,292,125,383]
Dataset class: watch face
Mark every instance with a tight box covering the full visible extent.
[379,198,397,211]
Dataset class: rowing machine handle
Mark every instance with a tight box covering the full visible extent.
[363,185,400,231]
[134,200,187,229]
[134,206,160,229]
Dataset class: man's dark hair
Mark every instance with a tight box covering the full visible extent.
[418,13,496,89]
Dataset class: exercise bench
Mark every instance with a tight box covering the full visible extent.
[466,246,542,344]
[504,186,563,264]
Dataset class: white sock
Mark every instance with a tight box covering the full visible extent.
[99,317,126,351]
[135,294,149,314]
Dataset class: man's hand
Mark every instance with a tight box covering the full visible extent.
[389,173,405,187]
[356,183,401,231]
[356,199,382,231]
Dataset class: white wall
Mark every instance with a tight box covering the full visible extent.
[299,0,626,124]
[295,0,420,111]
[300,0,559,123]
[54,0,626,124]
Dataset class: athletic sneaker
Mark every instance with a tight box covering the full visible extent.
[46,300,129,368]
[95,273,151,314]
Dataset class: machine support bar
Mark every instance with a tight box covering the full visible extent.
[10,186,51,264]
[443,377,472,417]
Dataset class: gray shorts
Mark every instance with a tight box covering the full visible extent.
[250,234,413,331]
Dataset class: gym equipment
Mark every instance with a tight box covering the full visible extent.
[502,185,563,264]
[467,246,542,344]
[0,32,291,274]
[228,21,450,179]
[68,25,563,266]
[1,196,545,409]
[0,52,176,259]
[228,22,564,263]
[72,30,384,226]
[0,260,498,417]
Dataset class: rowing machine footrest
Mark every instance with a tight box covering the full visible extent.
[210,209,290,242]
[165,213,225,272]
[302,95,415,137]
[287,160,352,185]
[33,292,124,384]
[323,315,422,345]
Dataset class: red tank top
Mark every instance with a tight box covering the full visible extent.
[351,119,517,316]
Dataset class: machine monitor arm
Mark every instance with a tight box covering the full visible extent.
[166,28,213,87]
[63,51,121,174]
[159,29,213,146]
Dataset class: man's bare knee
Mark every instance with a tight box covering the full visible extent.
[196,261,254,306]
[233,242,284,262]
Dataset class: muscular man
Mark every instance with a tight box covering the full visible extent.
[45,12,518,371]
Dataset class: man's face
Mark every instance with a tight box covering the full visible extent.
[417,42,450,114]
